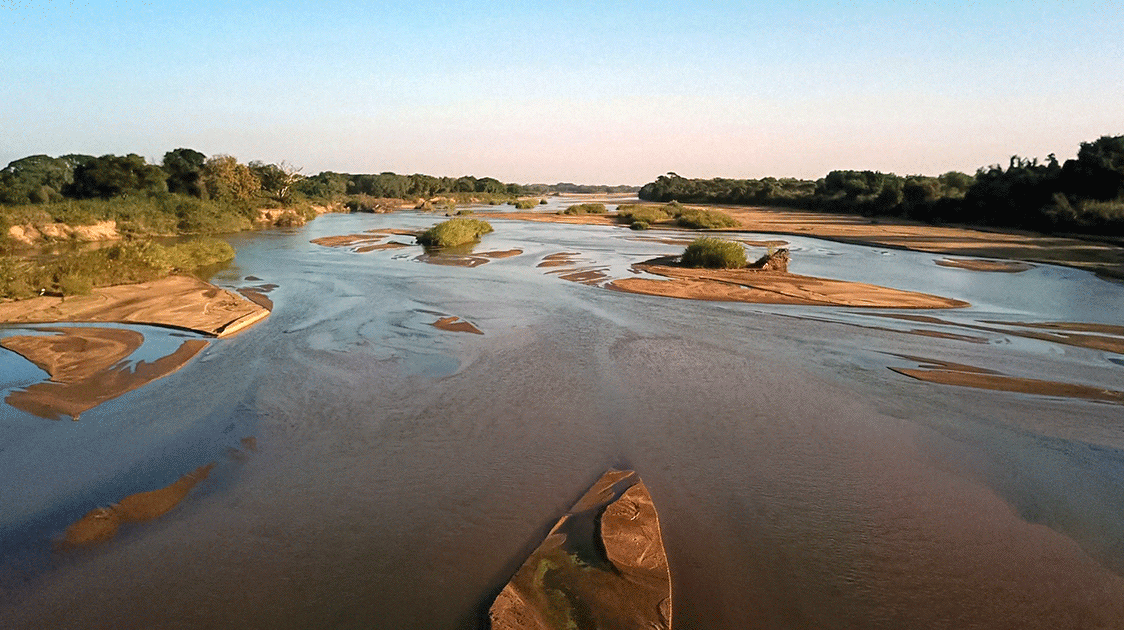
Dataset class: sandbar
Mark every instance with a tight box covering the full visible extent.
[431,316,483,335]
[889,354,1124,405]
[935,258,1035,273]
[610,259,969,309]
[873,314,1124,354]
[63,463,216,546]
[2,327,209,420]
[0,275,268,337]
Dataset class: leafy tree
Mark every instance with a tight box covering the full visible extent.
[67,154,168,199]
[163,148,207,197]
[0,154,91,203]
[1062,135,1124,201]
[202,155,260,202]
[249,160,303,203]
[295,171,348,200]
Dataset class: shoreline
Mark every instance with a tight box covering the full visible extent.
[485,205,1124,280]
[0,275,270,338]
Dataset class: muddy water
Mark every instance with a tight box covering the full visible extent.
[2,208,1124,629]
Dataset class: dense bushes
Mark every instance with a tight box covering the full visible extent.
[680,238,747,269]
[0,238,235,299]
[559,203,607,215]
[416,218,494,247]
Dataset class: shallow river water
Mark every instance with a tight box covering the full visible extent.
[3,203,1124,629]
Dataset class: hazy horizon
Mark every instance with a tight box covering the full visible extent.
[3,0,1122,185]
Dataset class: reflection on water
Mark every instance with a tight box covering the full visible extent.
[2,206,1124,629]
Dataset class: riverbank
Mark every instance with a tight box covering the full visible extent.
[484,205,1124,279]
[0,275,269,337]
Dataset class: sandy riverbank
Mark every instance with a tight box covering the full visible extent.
[486,206,1124,279]
[0,275,269,337]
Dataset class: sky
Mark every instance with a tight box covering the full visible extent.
[2,1,1122,185]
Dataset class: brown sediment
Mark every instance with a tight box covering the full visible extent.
[312,232,416,254]
[537,252,582,268]
[5,333,209,420]
[62,463,216,547]
[237,288,274,311]
[417,249,522,268]
[609,260,969,309]
[1,327,143,383]
[431,316,484,335]
[888,355,1124,404]
[0,275,269,338]
[489,469,672,630]
[872,314,1124,354]
[554,268,610,285]
[935,258,1035,272]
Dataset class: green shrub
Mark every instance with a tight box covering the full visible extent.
[680,237,747,269]
[417,218,494,247]
[559,203,607,215]
[630,221,651,230]
[539,198,548,205]
[675,208,738,229]
[162,238,236,271]
[57,273,93,296]
[514,199,539,209]
[617,204,672,225]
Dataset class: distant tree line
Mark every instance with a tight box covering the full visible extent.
[639,134,1124,235]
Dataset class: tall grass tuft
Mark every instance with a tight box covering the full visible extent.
[680,237,747,269]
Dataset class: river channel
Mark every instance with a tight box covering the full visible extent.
[2,201,1124,629]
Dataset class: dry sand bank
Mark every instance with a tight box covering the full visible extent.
[0,275,268,337]
[1,327,208,420]
[611,259,969,309]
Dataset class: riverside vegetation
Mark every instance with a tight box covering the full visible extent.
[639,134,1124,236]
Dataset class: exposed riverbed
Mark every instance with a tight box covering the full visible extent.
[2,204,1123,629]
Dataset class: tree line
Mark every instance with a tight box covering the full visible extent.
[639,135,1124,235]
[0,149,637,209]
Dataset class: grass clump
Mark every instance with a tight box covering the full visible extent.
[514,199,539,210]
[674,208,738,229]
[559,203,607,215]
[630,221,651,230]
[416,218,494,248]
[680,237,747,269]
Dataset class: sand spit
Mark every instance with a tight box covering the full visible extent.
[2,327,208,420]
[490,469,672,630]
[62,463,216,546]
[611,259,969,309]
[0,275,269,338]
[935,257,1035,273]
[889,354,1124,405]
[431,316,483,335]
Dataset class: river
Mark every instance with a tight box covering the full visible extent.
[2,202,1124,629]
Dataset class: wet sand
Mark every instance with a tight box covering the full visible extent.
[62,463,216,546]
[872,314,1124,354]
[2,327,209,420]
[611,259,969,309]
[311,229,418,253]
[417,249,524,268]
[0,275,269,337]
[432,316,484,335]
[935,257,1035,272]
[889,354,1124,405]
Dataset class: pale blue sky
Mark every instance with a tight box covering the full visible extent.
[2,0,1122,184]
